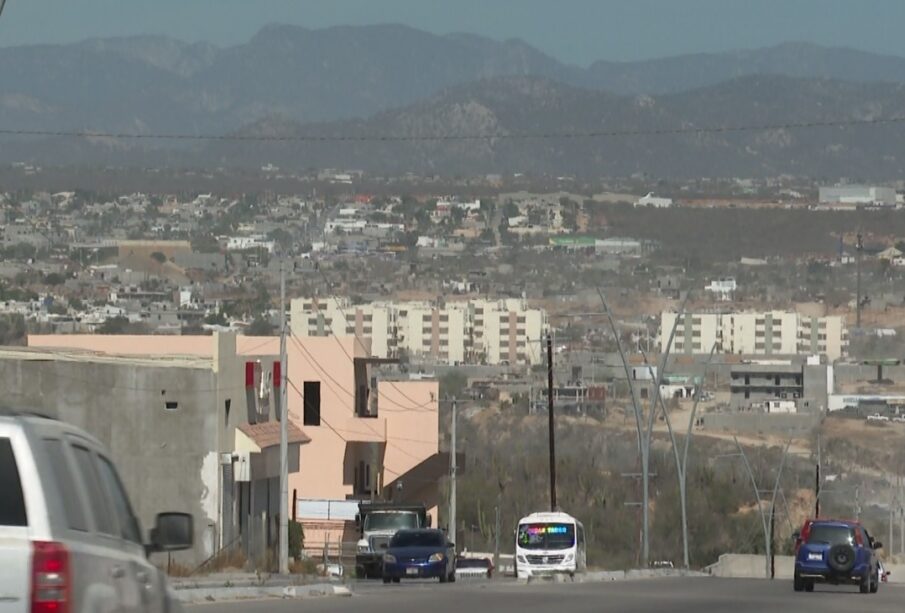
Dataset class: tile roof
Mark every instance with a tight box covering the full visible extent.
[238,421,310,449]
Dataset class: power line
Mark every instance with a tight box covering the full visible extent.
[0,0,7,19]
[3,115,905,143]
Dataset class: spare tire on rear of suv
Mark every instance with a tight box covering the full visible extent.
[828,544,856,573]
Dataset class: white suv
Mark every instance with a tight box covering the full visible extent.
[0,410,193,612]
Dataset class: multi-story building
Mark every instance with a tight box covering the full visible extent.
[18,331,441,561]
[661,310,849,360]
[292,297,547,366]
[819,185,897,206]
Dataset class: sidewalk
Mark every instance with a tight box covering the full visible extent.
[170,573,352,604]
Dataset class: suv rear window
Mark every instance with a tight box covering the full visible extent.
[0,438,28,526]
[807,524,855,546]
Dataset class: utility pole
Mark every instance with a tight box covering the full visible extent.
[815,434,821,518]
[769,504,776,579]
[449,398,457,544]
[855,485,861,521]
[493,498,501,576]
[278,259,289,575]
[547,334,557,511]
[856,231,864,329]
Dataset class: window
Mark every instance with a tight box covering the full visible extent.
[96,455,143,544]
[72,445,117,536]
[303,381,321,426]
[43,439,89,531]
[0,438,27,526]
[165,401,178,410]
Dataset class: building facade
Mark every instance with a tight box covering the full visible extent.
[292,297,547,366]
[819,185,897,206]
[661,310,849,360]
[20,332,441,561]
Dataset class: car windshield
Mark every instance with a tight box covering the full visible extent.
[390,531,445,548]
[364,512,419,531]
[807,525,856,546]
[518,523,576,550]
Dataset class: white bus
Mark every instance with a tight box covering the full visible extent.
[515,511,586,579]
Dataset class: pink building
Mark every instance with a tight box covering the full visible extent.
[28,333,442,552]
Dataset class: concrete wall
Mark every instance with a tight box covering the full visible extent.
[706,554,794,579]
[0,355,221,565]
[701,413,820,437]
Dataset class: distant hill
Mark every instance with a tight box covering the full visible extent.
[202,75,905,179]
[6,25,905,135]
[11,75,905,179]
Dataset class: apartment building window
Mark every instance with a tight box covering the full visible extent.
[303,381,321,426]
[517,316,526,324]
[363,327,372,335]
[345,326,355,334]
[364,314,373,322]
[422,315,432,322]
[440,315,449,323]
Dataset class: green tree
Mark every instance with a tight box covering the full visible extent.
[439,370,468,399]
[150,251,167,264]
[43,273,65,286]
[98,316,130,334]
[0,314,26,345]
[246,317,274,336]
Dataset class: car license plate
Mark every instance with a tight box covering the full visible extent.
[406,567,419,576]
[808,553,822,561]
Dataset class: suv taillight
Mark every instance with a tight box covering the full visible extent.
[31,541,70,613]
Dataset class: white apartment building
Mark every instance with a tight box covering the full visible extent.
[661,310,849,361]
[291,297,546,366]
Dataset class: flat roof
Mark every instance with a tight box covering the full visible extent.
[0,346,212,369]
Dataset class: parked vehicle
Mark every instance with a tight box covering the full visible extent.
[355,502,431,579]
[455,556,493,579]
[866,414,890,422]
[381,529,456,583]
[0,409,194,613]
[793,518,881,594]
[515,511,586,580]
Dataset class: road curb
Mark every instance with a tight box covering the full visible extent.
[521,568,708,585]
[173,583,352,604]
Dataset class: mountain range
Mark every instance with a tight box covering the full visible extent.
[5,24,905,177]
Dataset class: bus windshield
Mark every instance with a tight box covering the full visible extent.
[517,523,575,550]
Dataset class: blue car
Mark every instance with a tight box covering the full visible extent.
[793,518,882,594]
[382,529,456,583]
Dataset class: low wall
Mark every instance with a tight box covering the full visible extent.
[706,554,793,579]
[706,554,905,584]
[701,413,820,436]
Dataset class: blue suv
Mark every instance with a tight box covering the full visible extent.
[793,519,882,594]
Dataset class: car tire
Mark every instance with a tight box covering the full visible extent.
[383,577,392,585]
[860,572,870,594]
[440,571,448,584]
[449,571,456,583]
[794,571,804,592]
[393,578,400,584]
[870,570,879,594]
[805,581,814,593]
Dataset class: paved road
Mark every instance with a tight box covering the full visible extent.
[185,577,904,612]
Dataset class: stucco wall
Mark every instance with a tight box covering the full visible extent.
[0,356,221,565]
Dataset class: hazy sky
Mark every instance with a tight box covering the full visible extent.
[2,0,905,64]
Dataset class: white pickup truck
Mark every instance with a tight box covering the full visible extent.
[0,410,193,613]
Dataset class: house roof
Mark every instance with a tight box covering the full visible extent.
[238,421,311,448]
